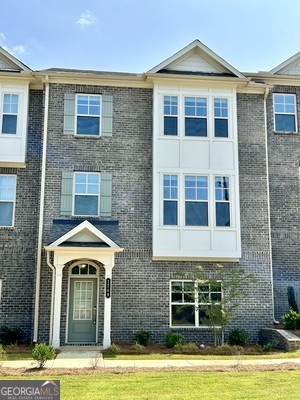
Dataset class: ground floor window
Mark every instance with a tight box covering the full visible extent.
[170,280,222,327]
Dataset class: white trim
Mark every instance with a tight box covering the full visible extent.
[75,94,102,137]
[0,174,17,228]
[273,93,298,133]
[0,46,32,73]
[48,220,121,249]
[270,51,300,75]
[0,278,2,302]
[73,172,101,217]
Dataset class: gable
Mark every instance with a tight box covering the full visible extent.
[148,39,245,78]
[0,46,31,72]
[270,52,300,75]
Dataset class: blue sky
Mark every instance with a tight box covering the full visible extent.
[1,0,299,73]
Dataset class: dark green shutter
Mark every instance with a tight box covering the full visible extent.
[61,171,73,215]
[102,96,113,137]
[64,93,75,135]
[100,173,112,217]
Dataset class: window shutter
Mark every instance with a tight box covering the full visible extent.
[100,173,112,217]
[64,93,75,135]
[61,171,73,215]
[102,96,113,137]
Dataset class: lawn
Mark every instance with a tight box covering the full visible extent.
[1,371,300,399]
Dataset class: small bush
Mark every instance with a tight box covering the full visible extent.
[0,326,23,345]
[0,345,6,361]
[134,330,151,346]
[263,340,279,352]
[165,332,183,348]
[215,344,244,355]
[228,328,249,346]
[133,342,145,351]
[173,342,199,354]
[32,343,56,369]
[106,343,120,355]
[282,309,300,330]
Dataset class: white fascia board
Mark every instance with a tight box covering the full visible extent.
[44,246,124,253]
[48,220,121,249]
[0,46,32,72]
[148,39,245,79]
[270,51,300,74]
[152,256,240,262]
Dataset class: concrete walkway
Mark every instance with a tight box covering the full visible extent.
[2,348,300,369]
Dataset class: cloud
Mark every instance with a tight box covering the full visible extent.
[76,10,97,27]
[0,33,27,56]
[12,45,26,55]
[0,32,6,45]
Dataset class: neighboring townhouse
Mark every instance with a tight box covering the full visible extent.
[0,40,299,348]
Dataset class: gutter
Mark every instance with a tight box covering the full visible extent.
[263,85,279,324]
[33,76,49,342]
[46,251,55,344]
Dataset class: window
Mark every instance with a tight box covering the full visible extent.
[71,264,97,275]
[1,94,19,134]
[163,174,178,225]
[0,175,16,227]
[215,176,230,226]
[185,97,207,137]
[214,98,228,137]
[74,173,100,216]
[171,280,222,327]
[164,96,178,135]
[185,176,208,226]
[273,94,297,132]
[76,94,101,136]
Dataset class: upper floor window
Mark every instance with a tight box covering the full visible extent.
[185,97,207,137]
[164,96,178,136]
[76,95,101,136]
[163,174,178,225]
[185,176,208,226]
[273,94,297,132]
[1,94,19,135]
[214,98,228,137]
[74,172,100,216]
[0,175,16,227]
[215,176,230,227]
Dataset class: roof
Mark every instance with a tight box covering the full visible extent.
[0,46,32,73]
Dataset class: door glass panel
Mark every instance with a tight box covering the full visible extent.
[73,280,93,320]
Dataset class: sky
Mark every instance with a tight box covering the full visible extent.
[1,0,300,74]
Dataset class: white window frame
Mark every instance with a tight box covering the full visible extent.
[73,172,100,217]
[273,93,297,132]
[162,174,179,225]
[214,175,231,227]
[170,280,222,328]
[0,93,20,135]
[184,175,209,226]
[0,174,17,227]
[75,94,102,137]
[213,97,229,138]
[184,96,208,137]
[163,95,178,136]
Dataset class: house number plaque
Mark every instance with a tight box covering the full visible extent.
[106,278,111,298]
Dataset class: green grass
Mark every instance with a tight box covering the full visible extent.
[5,353,33,360]
[2,371,300,399]
[104,348,300,360]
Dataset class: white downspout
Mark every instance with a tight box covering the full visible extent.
[33,76,50,342]
[263,86,279,324]
[46,251,55,344]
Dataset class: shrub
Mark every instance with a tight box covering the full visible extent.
[134,330,151,346]
[263,340,279,352]
[0,345,6,361]
[215,344,244,355]
[32,343,56,369]
[133,342,145,351]
[287,286,298,313]
[165,332,183,348]
[0,326,23,345]
[228,328,249,346]
[282,309,300,330]
[105,343,120,355]
[173,342,199,354]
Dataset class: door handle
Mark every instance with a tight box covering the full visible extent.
[93,306,97,324]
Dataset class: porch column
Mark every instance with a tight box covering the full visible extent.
[52,264,64,348]
[103,265,113,349]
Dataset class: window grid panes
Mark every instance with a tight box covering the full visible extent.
[0,175,16,227]
[76,94,101,136]
[215,176,230,227]
[1,94,19,134]
[185,176,208,226]
[214,98,228,137]
[185,97,207,137]
[163,174,178,225]
[274,94,297,132]
[74,173,99,216]
[73,281,93,320]
[164,96,178,136]
[171,280,222,327]
[71,264,97,275]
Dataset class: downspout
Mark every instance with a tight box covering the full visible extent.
[46,251,55,344]
[263,86,279,324]
[33,76,50,342]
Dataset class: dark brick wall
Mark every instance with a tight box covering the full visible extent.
[267,86,300,320]
[0,89,43,342]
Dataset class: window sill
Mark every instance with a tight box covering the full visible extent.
[274,131,299,136]
[170,326,218,329]
[73,135,102,139]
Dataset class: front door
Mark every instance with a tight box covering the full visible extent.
[68,278,97,343]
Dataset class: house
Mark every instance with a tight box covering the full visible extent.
[0,40,299,348]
